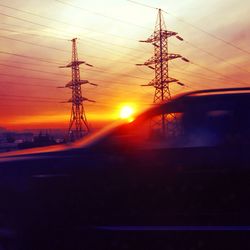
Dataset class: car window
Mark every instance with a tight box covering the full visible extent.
[108,101,250,149]
[107,112,181,149]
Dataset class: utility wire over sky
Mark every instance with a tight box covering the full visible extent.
[0,0,249,129]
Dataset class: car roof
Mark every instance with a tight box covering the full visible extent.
[174,87,250,109]
[139,87,250,117]
[176,87,250,97]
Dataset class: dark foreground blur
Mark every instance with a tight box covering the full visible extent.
[1,88,250,249]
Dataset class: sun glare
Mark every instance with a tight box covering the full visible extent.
[119,106,134,119]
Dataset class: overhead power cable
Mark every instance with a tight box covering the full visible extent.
[0,80,54,88]
[190,61,249,85]
[0,27,67,41]
[0,26,149,61]
[0,93,63,100]
[0,35,69,53]
[0,63,68,76]
[0,60,150,81]
[0,6,137,41]
[126,0,157,10]
[126,0,249,55]
[0,51,62,65]
[54,0,151,30]
[163,10,250,55]
[0,19,149,57]
[183,40,250,73]
[0,73,58,82]
[1,45,247,87]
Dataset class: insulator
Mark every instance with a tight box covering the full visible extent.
[89,83,98,86]
[139,39,152,43]
[176,35,184,41]
[177,82,185,86]
[85,63,93,67]
[181,57,190,62]
[152,42,159,47]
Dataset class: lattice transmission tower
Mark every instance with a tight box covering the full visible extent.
[137,9,189,136]
[60,38,97,141]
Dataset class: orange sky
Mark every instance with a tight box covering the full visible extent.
[0,0,249,129]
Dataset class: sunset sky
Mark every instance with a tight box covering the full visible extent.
[0,0,249,129]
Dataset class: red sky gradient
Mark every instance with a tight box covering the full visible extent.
[0,0,249,130]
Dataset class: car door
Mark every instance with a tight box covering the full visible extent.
[97,105,250,227]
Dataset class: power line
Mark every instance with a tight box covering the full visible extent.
[0,72,147,91]
[162,10,250,55]
[0,80,55,88]
[0,73,137,89]
[169,64,250,85]
[0,96,144,108]
[126,0,157,10]
[0,99,110,109]
[0,3,248,99]
[3,67,245,97]
[0,27,67,41]
[54,0,151,30]
[0,81,145,103]
[1,35,247,87]
[0,73,59,82]
[1,20,149,60]
[2,2,249,61]
[174,73,248,89]
[0,97,60,104]
[80,36,148,54]
[0,60,58,69]
[0,77,148,97]
[1,21,69,40]
[0,93,63,100]
[0,44,139,70]
[183,40,250,73]
[2,54,246,94]
[84,67,150,80]
[126,0,249,55]
[0,60,150,81]
[0,50,62,65]
[0,35,69,53]
[0,6,138,41]
[2,37,247,88]
[0,63,68,76]
[190,61,249,85]
[0,80,145,101]
[0,7,153,61]
[0,12,71,36]
[0,27,149,63]
[0,4,154,59]
[168,54,250,86]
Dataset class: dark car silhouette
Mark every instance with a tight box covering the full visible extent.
[1,87,250,250]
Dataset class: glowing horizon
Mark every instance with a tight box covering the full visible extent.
[0,0,249,130]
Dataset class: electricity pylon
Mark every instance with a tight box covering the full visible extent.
[60,38,97,141]
[137,9,189,137]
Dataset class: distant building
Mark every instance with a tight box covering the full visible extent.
[18,132,57,149]
[0,129,66,152]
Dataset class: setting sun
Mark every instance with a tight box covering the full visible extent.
[119,106,134,119]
